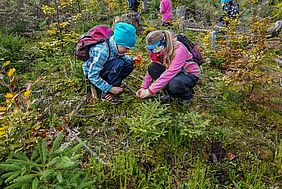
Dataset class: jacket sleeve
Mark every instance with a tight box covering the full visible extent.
[85,44,113,93]
[121,54,133,63]
[141,73,153,89]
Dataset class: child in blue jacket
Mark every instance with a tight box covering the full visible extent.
[211,0,239,47]
[219,0,239,25]
[83,22,138,104]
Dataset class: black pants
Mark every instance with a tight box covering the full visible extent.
[148,62,199,100]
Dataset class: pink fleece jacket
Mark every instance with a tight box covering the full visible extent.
[160,0,173,22]
[141,43,200,94]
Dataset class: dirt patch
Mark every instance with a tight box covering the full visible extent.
[208,141,226,164]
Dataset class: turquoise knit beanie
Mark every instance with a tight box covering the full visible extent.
[221,0,232,3]
[114,22,136,48]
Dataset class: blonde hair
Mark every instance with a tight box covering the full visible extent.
[146,30,178,68]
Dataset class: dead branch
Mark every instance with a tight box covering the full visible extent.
[65,125,105,164]
[68,98,86,119]
[64,98,106,163]
[185,27,210,32]
[122,81,137,95]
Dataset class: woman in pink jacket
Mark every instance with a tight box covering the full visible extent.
[136,30,200,104]
[160,0,173,26]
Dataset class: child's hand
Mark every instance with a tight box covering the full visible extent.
[136,88,143,98]
[110,86,123,94]
[133,52,142,65]
[136,88,151,99]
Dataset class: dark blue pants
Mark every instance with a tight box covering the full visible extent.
[128,0,139,12]
[100,58,134,87]
[148,62,198,100]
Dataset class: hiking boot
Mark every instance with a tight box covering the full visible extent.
[101,93,121,105]
[160,94,171,104]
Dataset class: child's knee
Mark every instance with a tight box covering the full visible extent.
[127,63,134,73]
[120,59,134,74]
[168,80,185,94]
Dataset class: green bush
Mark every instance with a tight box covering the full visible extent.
[126,100,171,148]
[0,33,26,61]
[0,132,93,189]
[176,112,209,140]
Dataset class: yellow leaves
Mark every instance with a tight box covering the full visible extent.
[0,106,6,116]
[143,26,155,36]
[59,0,73,8]
[47,29,58,35]
[0,106,6,112]
[4,93,13,99]
[251,0,257,4]
[73,13,82,21]
[7,68,16,77]
[0,130,6,137]
[105,0,114,12]
[105,0,122,12]
[62,32,78,43]
[59,22,69,29]
[254,21,263,28]
[89,0,98,6]
[82,9,89,13]
[3,61,10,67]
[42,5,55,15]
[0,125,9,138]
[24,89,32,98]
[0,125,8,130]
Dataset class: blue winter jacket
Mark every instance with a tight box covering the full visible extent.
[83,36,133,93]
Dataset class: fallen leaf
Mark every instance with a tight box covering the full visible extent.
[0,107,6,112]
[24,89,32,98]
[7,68,16,77]
[227,152,236,161]
[4,93,13,99]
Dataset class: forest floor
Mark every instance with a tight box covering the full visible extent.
[1,8,282,189]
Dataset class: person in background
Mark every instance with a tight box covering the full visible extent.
[219,0,239,26]
[83,22,140,104]
[160,0,173,26]
[136,30,200,104]
[128,0,140,12]
[211,0,239,47]
[113,12,143,35]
